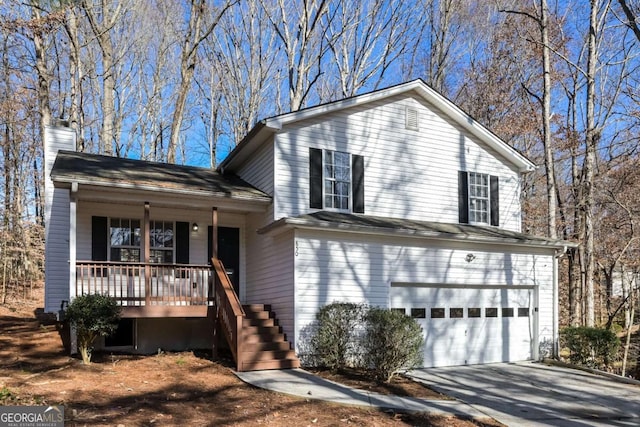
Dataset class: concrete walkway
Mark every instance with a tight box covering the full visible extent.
[408,362,640,427]
[235,368,485,418]
[237,363,640,427]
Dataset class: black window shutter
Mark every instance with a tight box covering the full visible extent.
[309,148,323,209]
[490,175,499,226]
[458,171,469,224]
[175,221,190,264]
[91,216,108,261]
[352,155,365,213]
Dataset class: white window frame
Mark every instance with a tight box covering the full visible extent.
[149,220,175,264]
[109,218,142,262]
[468,172,490,225]
[323,150,352,211]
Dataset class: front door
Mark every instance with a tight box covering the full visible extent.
[208,226,240,295]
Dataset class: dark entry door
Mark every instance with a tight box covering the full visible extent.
[208,226,240,295]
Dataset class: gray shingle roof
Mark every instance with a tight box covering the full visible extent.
[51,150,271,202]
[259,211,577,249]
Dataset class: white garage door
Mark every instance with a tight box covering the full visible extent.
[390,285,534,367]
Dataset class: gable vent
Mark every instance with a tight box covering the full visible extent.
[406,107,419,130]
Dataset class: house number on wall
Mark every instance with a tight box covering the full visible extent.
[295,241,299,256]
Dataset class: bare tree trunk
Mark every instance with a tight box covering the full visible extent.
[540,0,556,239]
[621,287,635,377]
[82,0,122,156]
[617,0,640,42]
[260,0,334,111]
[168,0,233,164]
[582,0,599,327]
[2,36,12,231]
[30,2,52,131]
[64,5,84,149]
[571,141,583,325]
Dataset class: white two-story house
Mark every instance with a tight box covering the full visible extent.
[44,79,573,371]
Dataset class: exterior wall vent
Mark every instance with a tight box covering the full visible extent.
[406,107,419,131]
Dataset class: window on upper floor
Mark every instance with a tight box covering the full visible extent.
[468,172,489,224]
[458,171,499,226]
[309,148,364,213]
[324,150,351,210]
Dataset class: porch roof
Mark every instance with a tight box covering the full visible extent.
[51,151,271,205]
[258,211,578,250]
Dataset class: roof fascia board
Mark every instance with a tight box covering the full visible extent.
[258,217,577,250]
[53,178,271,207]
[218,122,278,172]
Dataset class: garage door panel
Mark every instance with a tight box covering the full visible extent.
[391,285,534,367]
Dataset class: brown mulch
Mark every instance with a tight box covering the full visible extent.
[309,367,448,400]
[0,287,503,426]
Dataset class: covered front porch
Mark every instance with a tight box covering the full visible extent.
[75,260,214,317]
[47,135,299,370]
[69,198,256,318]
[50,150,272,318]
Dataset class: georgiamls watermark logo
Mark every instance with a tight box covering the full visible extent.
[0,405,64,427]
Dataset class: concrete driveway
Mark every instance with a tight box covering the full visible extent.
[408,362,640,427]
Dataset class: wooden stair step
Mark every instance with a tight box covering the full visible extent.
[242,332,286,344]
[243,325,281,335]
[240,349,297,362]
[242,317,276,327]
[243,310,273,320]
[242,304,271,314]
[225,302,300,372]
[243,341,292,352]
[240,358,301,371]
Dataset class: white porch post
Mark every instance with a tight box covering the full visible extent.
[212,207,218,261]
[553,251,560,359]
[144,202,150,305]
[69,182,78,301]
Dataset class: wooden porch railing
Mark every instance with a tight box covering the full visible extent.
[212,258,245,371]
[75,261,214,307]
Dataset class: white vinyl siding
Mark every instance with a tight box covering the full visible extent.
[293,229,554,362]
[44,188,71,313]
[237,137,275,195]
[244,212,295,340]
[273,94,522,231]
[44,126,76,313]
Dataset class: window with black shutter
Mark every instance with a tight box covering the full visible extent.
[309,148,364,213]
[458,171,499,226]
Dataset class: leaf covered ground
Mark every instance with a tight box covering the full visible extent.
[0,287,503,426]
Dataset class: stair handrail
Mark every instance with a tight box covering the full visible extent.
[212,258,245,371]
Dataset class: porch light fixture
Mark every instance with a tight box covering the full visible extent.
[465,253,476,263]
[192,223,199,232]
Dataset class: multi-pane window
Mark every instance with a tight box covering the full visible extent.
[324,150,351,210]
[468,172,489,224]
[149,220,174,263]
[110,218,141,262]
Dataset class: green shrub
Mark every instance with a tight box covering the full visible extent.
[362,307,424,383]
[561,326,620,369]
[308,302,368,370]
[65,294,121,364]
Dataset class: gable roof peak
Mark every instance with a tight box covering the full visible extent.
[220,79,535,173]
